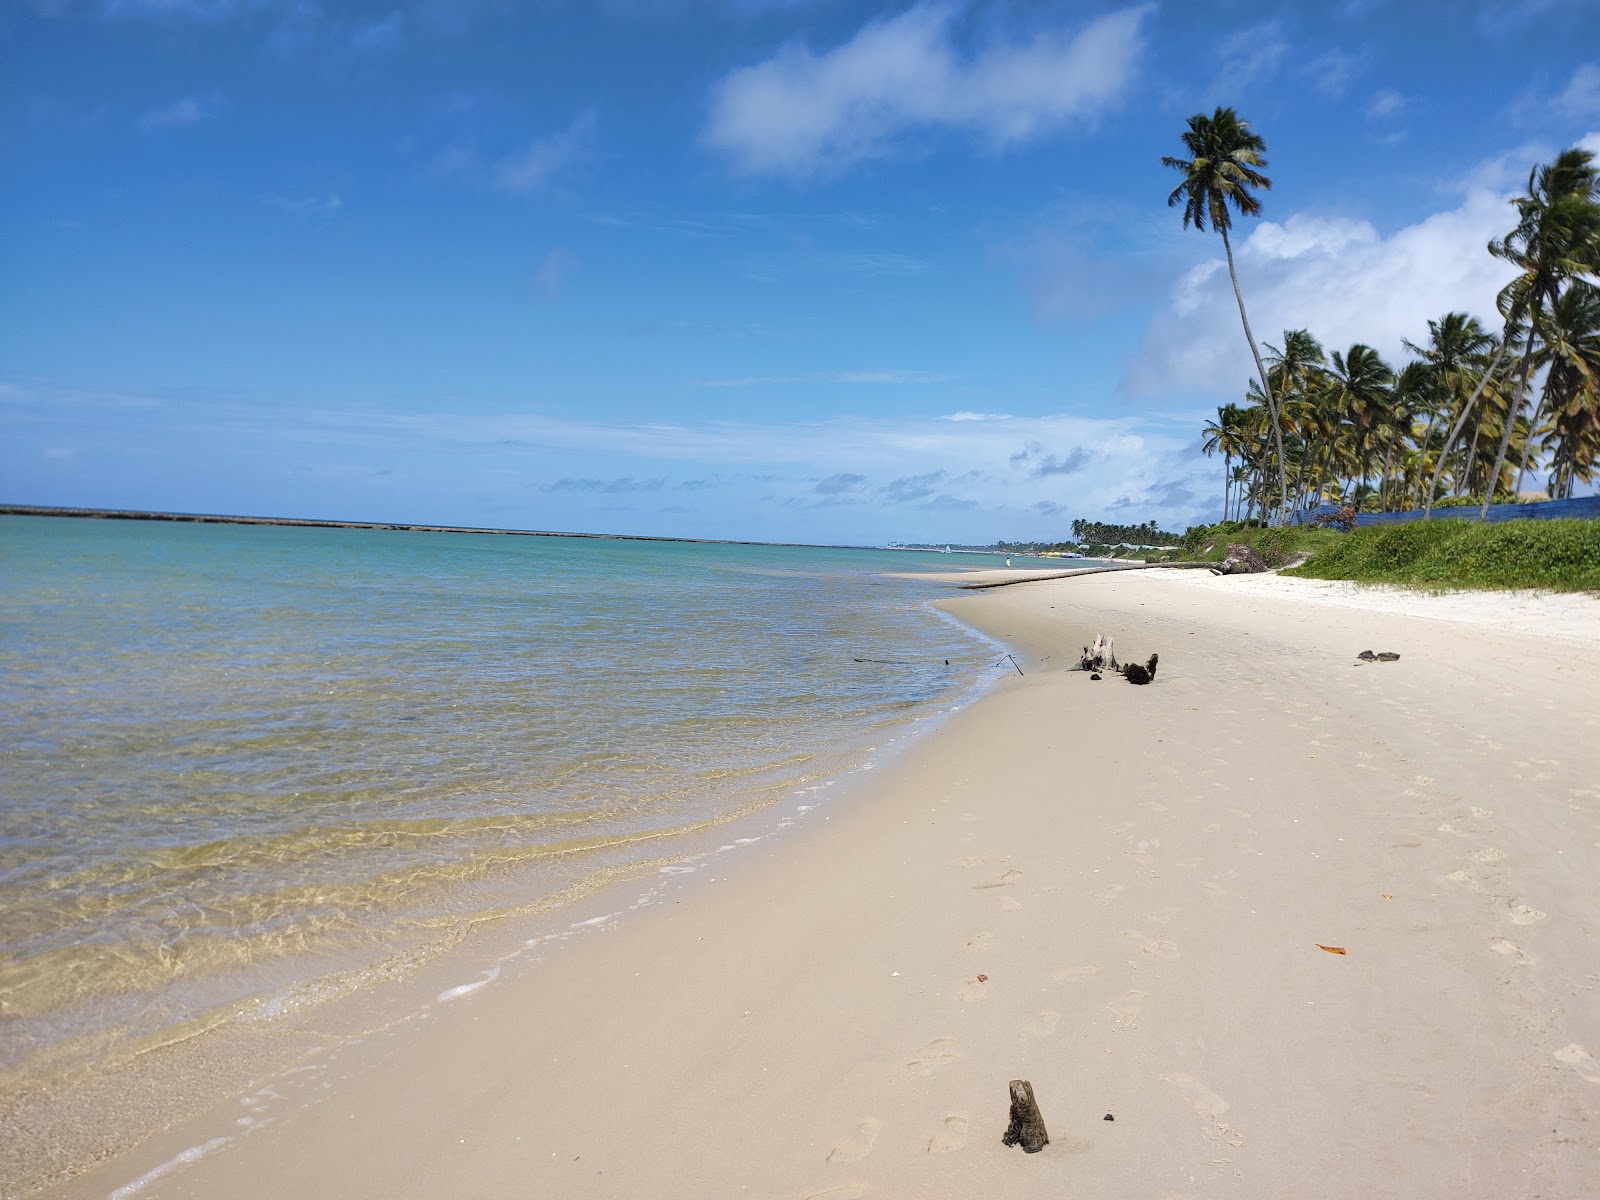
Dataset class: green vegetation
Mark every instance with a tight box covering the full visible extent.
[1283,519,1600,591]
[1177,521,1344,567]
[1179,127,1600,525]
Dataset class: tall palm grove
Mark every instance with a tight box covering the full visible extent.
[1167,109,1600,526]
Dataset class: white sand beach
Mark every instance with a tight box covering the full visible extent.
[29,570,1600,1200]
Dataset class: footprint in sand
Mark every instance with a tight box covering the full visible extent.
[1092,884,1126,907]
[1472,848,1507,863]
[958,977,989,1002]
[1489,938,1532,965]
[1445,871,1480,890]
[1163,1072,1244,1147]
[1107,989,1146,1028]
[1471,807,1494,819]
[965,931,994,952]
[905,1037,960,1077]
[826,1119,882,1165]
[1508,903,1547,925]
[805,1187,866,1200]
[1553,1044,1600,1084]
[999,896,1023,912]
[1110,822,1134,835]
[949,856,984,868]
[1201,823,1223,833]
[1123,929,1180,959]
[928,1115,968,1154]
[1022,1010,1060,1038]
[1052,964,1099,984]
[974,869,1023,890]
[1147,906,1183,924]
[1201,881,1229,897]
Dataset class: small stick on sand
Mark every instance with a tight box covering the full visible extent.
[1001,1079,1049,1153]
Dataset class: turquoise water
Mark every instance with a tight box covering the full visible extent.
[0,517,1026,1086]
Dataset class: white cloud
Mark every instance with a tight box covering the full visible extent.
[699,369,949,387]
[1128,183,1522,399]
[703,2,1152,178]
[1365,87,1405,118]
[1554,63,1600,117]
[939,411,1011,421]
[531,246,581,297]
[139,94,218,129]
[1210,21,1288,96]
[1301,48,1367,100]
[496,112,595,192]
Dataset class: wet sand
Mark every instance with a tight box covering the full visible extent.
[29,570,1600,1199]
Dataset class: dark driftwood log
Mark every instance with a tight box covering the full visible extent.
[1122,652,1159,685]
[1002,1079,1049,1153]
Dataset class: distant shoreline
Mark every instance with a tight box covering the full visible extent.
[0,504,872,552]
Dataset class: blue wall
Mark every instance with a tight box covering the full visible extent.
[1293,495,1600,526]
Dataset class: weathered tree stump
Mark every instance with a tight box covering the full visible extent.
[1001,1078,1049,1153]
[1075,633,1118,673]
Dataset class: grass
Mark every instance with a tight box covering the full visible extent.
[1281,518,1600,592]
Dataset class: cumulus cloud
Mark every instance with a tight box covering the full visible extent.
[1127,181,1523,400]
[704,2,1151,177]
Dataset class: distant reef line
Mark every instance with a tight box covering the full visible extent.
[0,504,858,551]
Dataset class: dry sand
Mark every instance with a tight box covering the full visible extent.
[31,571,1600,1199]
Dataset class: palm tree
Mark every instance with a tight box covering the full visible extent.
[1480,147,1600,517]
[1409,312,1497,513]
[1164,107,1288,523]
[1265,329,1328,511]
[1201,403,1249,520]
[1328,343,1395,507]
[1532,280,1600,497]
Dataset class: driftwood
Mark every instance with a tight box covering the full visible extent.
[1122,653,1159,685]
[1356,650,1401,662]
[1075,633,1118,672]
[1002,1079,1049,1154]
[1209,543,1268,576]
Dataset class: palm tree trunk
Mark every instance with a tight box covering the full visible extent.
[1513,393,1547,497]
[1480,338,1536,519]
[1423,339,1511,517]
[1219,226,1288,525]
[1413,414,1439,507]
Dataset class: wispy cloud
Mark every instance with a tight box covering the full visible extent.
[530,246,581,297]
[1301,48,1367,100]
[1553,62,1600,117]
[496,111,596,192]
[1365,87,1406,119]
[704,2,1152,177]
[699,368,949,387]
[939,411,1010,422]
[139,94,220,130]
[1209,21,1288,97]
[546,476,668,493]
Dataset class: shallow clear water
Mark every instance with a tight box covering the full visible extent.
[0,517,1017,1083]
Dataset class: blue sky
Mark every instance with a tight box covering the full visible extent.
[3,0,1598,544]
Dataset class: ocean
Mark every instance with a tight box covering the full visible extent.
[0,515,1037,1098]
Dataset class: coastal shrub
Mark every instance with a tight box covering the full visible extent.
[1284,518,1600,592]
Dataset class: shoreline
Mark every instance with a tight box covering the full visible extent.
[21,570,1600,1198]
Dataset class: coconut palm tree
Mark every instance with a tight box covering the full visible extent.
[1480,147,1600,517]
[1164,108,1288,523]
[1532,280,1600,497]
[1201,403,1249,520]
[1328,343,1395,507]
[1409,312,1498,513]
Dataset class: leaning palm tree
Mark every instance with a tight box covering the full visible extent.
[1479,147,1600,517]
[1164,107,1288,523]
